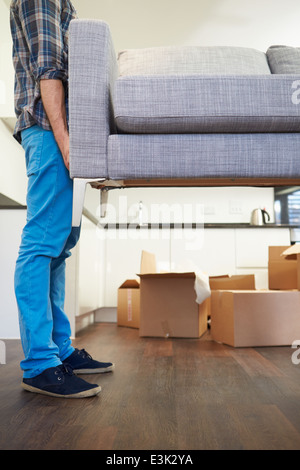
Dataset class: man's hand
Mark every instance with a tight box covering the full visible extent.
[40,79,70,170]
[59,132,70,170]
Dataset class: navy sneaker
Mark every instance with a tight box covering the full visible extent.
[63,348,115,374]
[22,364,101,398]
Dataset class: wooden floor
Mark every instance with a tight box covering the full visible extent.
[1,323,300,451]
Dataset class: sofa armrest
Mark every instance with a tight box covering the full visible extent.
[69,19,118,179]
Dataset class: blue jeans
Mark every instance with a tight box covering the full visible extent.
[14,125,80,378]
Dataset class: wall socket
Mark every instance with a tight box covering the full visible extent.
[229,200,243,214]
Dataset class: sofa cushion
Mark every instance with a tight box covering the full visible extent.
[114,75,300,134]
[267,46,300,73]
[107,133,300,180]
[118,46,271,76]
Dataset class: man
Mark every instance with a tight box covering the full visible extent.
[10,0,114,398]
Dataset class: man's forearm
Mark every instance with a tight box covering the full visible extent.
[40,79,69,170]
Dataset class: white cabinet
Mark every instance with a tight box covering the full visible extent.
[104,227,171,306]
[170,228,236,276]
[77,217,104,315]
[234,227,291,289]
[235,228,290,268]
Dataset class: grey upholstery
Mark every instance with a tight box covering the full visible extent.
[68,19,300,226]
[267,45,300,73]
[114,75,300,134]
[118,45,271,76]
[108,133,300,179]
[69,20,117,179]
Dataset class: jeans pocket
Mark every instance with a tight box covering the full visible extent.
[21,126,44,177]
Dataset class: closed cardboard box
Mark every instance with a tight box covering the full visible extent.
[139,272,209,338]
[211,290,300,347]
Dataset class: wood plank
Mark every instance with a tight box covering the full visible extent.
[229,348,284,377]
[228,404,300,450]
[1,325,300,450]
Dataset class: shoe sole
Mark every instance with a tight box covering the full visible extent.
[22,382,102,398]
[73,363,115,374]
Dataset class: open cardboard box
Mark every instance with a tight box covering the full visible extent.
[117,251,157,329]
[139,267,257,338]
[117,279,140,329]
[207,274,256,323]
[280,245,300,290]
[138,251,210,338]
[268,246,299,290]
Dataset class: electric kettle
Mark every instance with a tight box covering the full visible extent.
[250,208,270,225]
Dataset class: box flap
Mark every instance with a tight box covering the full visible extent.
[119,279,140,289]
[140,250,157,274]
[209,274,255,290]
[269,246,292,261]
[281,245,300,260]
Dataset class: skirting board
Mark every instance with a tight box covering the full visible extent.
[95,307,117,323]
[75,311,95,334]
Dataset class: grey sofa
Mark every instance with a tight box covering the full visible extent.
[69,19,300,226]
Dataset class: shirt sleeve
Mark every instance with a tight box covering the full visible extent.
[18,0,68,83]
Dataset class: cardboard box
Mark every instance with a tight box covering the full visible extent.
[268,246,298,290]
[281,245,300,290]
[117,279,140,328]
[117,251,157,329]
[209,274,256,291]
[211,289,300,347]
[139,272,209,338]
[207,274,256,320]
[138,251,209,338]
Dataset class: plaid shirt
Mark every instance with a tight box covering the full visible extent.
[10,0,77,143]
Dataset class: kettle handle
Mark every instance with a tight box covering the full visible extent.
[262,209,270,223]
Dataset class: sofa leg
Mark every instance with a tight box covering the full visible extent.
[72,178,105,227]
[100,188,109,218]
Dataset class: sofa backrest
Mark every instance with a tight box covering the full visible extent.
[118,45,271,76]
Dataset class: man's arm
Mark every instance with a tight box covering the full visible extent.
[17,0,70,168]
[40,79,69,170]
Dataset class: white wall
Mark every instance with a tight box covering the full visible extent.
[0,210,26,338]
[77,215,106,316]
[0,119,27,206]
[0,0,27,206]
[98,186,275,225]
[74,0,300,51]
[0,0,15,118]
